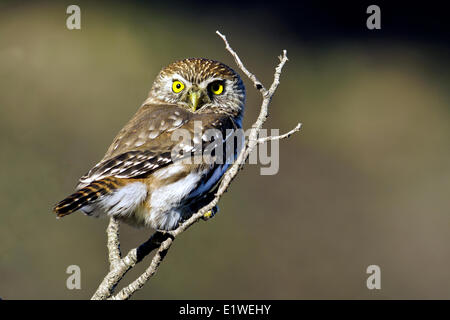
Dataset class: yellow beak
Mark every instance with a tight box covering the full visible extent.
[188,91,200,111]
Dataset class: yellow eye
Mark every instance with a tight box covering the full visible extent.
[210,82,224,95]
[172,80,185,93]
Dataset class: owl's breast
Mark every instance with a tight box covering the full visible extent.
[142,162,228,230]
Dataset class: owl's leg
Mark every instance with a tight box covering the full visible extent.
[202,205,219,221]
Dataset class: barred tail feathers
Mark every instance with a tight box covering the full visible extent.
[53,177,123,217]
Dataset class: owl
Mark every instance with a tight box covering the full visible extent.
[53,58,245,231]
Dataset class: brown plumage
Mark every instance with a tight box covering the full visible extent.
[53,58,245,230]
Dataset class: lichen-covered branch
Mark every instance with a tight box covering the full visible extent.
[106,217,121,270]
[91,31,301,300]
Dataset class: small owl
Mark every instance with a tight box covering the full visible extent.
[53,58,245,231]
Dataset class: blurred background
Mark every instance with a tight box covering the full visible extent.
[0,0,449,299]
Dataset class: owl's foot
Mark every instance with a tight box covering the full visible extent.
[202,205,219,221]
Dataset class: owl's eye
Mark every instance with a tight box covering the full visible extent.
[172,80,185,93]
[210,81,224,95]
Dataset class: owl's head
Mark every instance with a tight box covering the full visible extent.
[147,58,245,119]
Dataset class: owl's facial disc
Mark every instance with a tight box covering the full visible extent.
[147,58,245,118]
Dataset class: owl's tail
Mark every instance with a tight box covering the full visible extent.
[53,177,123,217]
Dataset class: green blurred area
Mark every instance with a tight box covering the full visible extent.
[0,1,449,299]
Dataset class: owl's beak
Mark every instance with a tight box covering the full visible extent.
[188,90,201,112]
[187,88,210,112]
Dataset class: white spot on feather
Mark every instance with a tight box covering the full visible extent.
[173,118,183,126]
[135,140,145,147]
[149,131,159,139]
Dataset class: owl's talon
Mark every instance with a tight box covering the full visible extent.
[202,206,219,221]
[203,210,213,219]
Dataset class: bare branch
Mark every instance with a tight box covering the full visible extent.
[216,31,266,93]
[257,123,302,144]
[91,251,136,300]
[91,231,172,300]
[91,31,301,300]
[110,237,173,300]
[106,217,121,270]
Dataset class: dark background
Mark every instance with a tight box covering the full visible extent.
[0,0,449,299]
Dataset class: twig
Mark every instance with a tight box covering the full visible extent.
[257,123,302,144]
[215,32,266,92]
[91,31,301,300]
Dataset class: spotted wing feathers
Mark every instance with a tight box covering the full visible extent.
[78,104,239,188]
[78,150,172,188]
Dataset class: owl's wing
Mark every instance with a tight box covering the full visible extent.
[77,104,238,188]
